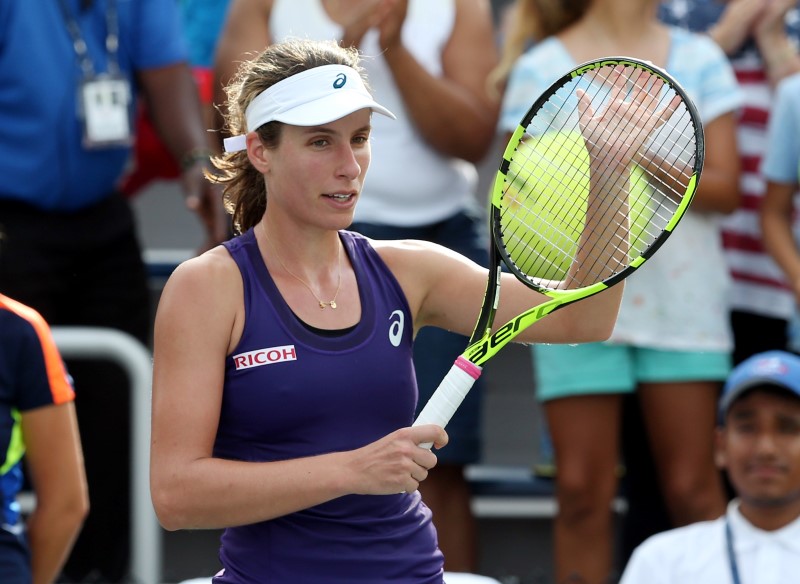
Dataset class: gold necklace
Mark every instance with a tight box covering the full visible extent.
[263,227,342,309]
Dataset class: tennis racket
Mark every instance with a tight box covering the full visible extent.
[413,57,703,441]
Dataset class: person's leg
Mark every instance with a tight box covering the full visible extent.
[639,381,726,524]
[546,394,623,584]
[618,392,671,567]
[637,350,729,527]
[535,343,633,584]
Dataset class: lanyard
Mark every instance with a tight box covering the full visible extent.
[56,0,120,77]
[726,515,742,584]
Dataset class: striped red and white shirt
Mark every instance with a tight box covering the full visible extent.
[722,50,798,319]
[660,0,800,320]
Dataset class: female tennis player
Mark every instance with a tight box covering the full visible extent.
[150,38,634,582]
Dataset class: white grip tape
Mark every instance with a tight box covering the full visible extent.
[413,357,482,449]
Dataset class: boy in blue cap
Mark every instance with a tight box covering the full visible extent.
[621,350,800,583]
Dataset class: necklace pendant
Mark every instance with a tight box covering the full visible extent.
[329,300,337,309]
[319,301,326,309]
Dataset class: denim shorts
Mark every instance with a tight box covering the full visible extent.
[533,342,732,402]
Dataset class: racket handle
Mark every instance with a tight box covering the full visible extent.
[413,356,482,449]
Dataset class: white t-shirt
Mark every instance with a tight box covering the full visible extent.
[621,500,800,584]
[270,0,478,226]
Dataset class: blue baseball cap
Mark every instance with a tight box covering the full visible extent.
[720,350,800,420]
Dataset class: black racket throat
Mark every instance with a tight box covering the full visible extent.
[468,250,502,346]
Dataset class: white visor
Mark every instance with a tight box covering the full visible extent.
[223,64,396,152]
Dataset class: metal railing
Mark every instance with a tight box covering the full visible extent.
[52,327,160,584]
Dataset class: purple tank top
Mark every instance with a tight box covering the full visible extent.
[213,229,444,583]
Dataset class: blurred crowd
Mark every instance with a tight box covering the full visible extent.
[2,1,800,583]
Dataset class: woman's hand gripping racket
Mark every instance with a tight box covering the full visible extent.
[413,57,704,443]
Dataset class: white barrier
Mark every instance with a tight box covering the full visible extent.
[53,327,160,584]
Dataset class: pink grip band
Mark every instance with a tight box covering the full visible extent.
[454,356,482,380]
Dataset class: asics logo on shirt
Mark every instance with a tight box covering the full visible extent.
[388,310,404,347]
[233,345,297,370]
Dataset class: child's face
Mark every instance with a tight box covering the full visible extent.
[718,389,800,509]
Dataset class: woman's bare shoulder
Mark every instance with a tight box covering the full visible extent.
[369,237,452,261]
[160,245,242,309]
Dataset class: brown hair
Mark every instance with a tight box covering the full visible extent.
[211,39,364,234]
[488,0,589,97]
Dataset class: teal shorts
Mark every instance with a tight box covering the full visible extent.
[533,342,732,402]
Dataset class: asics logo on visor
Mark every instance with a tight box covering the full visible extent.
[333,73,347,89]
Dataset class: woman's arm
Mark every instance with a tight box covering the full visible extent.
[23,402,88,584]
[754,0,800,86]
[761,179,800,300]
[150,250,446,531]
[378,238,621,346]
[213,0,273,103]
[708,0,800,87]
[138,62,230,248]
[686,111,741,214]
[386,77,698,345]
[378,0,500,162]
[211,0,274,153]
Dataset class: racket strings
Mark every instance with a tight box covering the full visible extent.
[581,72,689,258]
[563,69,641,279]
[504,80,632,283]
[511,71,637,282]
[499,62,698,289]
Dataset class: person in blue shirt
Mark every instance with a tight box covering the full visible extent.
[0,1,225,581]
[621,350,800,584]
[760,71,800,329]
